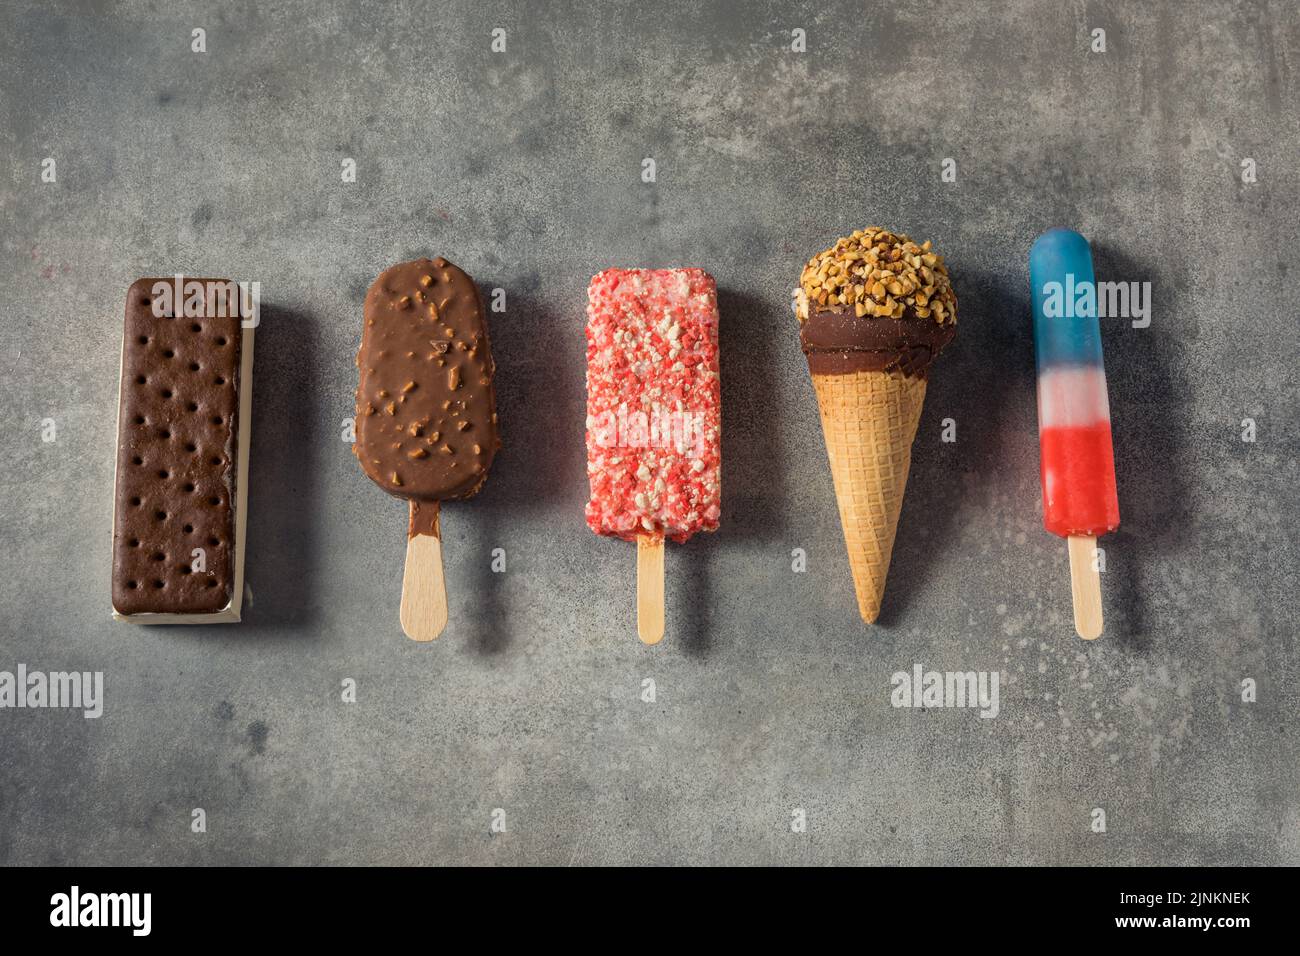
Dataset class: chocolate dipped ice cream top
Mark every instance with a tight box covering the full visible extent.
[795,227,957,377]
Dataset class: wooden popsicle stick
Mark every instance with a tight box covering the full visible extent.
[637,533,665,645]
[401,500,448,642]
[1067,534,1103,641]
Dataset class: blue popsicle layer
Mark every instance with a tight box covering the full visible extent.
[1029,228,1105,369]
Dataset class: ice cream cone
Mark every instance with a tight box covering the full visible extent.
[795,226,958,624]
[810,370,927,623]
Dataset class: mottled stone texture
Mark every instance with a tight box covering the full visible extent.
[0,0,1296,865]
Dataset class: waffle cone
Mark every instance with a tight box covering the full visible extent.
[811,370,927,623]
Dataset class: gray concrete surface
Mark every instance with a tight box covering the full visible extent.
[1,0,1297,865]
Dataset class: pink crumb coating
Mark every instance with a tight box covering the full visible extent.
[584,268,722,543]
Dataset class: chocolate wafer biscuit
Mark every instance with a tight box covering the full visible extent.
[111,277,255,622]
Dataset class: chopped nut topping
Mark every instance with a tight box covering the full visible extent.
[797,226,957,326]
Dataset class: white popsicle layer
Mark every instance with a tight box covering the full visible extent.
[1036,365,1111,431]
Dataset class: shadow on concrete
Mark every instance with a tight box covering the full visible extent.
[455,283,586,655]
[677,286,788,656]
[876,266,1023,627]
[1091,242,1191,651]
[238,303,326,633]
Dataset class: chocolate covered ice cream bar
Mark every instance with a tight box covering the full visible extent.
[354,257,499,501]
[111,277,256,623]
[352,256,500,641]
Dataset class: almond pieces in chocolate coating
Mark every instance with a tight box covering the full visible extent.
[354,257,500,500]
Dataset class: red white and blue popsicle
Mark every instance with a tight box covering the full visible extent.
[1029,228,1120,639]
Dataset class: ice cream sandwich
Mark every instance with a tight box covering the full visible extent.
[111,276,256,623]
